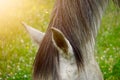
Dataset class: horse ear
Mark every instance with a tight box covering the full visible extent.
[22,22,45,45]
[51,27,72,57]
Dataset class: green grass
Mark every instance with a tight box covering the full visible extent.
[96,2,120,80]
[0,0,120,80]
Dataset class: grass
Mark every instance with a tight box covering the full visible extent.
[0,0,120,80]
[96,2,120,80]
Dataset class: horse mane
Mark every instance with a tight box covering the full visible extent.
[33,0,110,80]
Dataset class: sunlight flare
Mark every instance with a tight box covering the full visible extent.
[0,0,23,17]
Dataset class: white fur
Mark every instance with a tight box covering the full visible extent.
[24,26,103,80]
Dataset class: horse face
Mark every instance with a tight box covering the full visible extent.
[23,24,78,79]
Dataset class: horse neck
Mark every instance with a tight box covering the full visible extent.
[80,0,109,64]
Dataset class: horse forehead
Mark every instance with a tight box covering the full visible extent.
[59,56,78,80]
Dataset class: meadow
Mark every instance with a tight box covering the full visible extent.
[0,0,120,80]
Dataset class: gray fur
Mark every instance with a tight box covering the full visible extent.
[33,0,119,80]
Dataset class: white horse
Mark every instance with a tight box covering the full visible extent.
[22,22,81,80]
[22,22,103,80]
[22,0,119,80]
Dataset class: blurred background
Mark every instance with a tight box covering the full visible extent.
[0,0,120,80]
